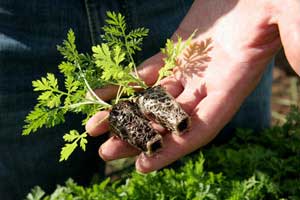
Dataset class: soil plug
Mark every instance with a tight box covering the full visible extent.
[137,85,191,135]
[109,100,163,155]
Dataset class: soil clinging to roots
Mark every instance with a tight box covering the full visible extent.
[109,100,162,155]
[137,85,191,135]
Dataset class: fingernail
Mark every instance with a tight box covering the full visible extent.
[99,145,112,161]
[135,168,147,175]
[135,153,149,173]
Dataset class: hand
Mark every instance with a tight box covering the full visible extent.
[86,0,300,173]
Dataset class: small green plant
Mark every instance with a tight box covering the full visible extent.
[22,12,195,161]
[26,107,300,200]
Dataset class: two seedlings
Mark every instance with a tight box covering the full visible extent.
[23,12,211,161]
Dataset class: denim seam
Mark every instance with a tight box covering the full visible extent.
[84,0,100,45]
[121,0,133,31]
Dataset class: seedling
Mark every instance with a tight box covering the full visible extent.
[22,12,204,161]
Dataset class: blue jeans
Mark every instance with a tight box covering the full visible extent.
[0,0,273,199]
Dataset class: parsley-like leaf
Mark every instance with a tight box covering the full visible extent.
[156,32,196,85]
[60,130,87,161]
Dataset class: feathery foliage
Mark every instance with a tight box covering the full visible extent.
[22,12,150,161]
[26,107,300,199]
[155,32,196,85]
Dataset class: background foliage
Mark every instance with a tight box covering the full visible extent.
[26,107,300,200]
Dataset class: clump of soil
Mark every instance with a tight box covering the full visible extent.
[109,100,163,155]
[108,85,191,155]
[137,85,191,135]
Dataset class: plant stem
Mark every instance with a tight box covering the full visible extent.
[132,75,147,89]
[120,27,146,88]
[115,85,122,104]
[76,62,111,107]
[64,100,108,109]
[53,89,69,96]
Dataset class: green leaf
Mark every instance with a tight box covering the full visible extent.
[57,29,79,62]
[92,44,111,60]
[113,45,125,65]
[93,43,127,83]
[67,29,75,44]
[22,107,49,135]
[37,91,52,101]
[105,11,126,30]
[63,130,80,142]
[25,186,45,200]
[32,73,58,91]
[128,28,149,39]
[46,73,58,89]
[65,76,81,93]
[60,131,88,160]
[60,142,77,162]
[79,136,88,152]
[58,61,76,75]
[47,94,61,108]
[156,32,195,84]
[102,11,148,59]
[23,106,65,135]
[93,44,114,76]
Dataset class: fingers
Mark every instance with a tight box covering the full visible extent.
[85,111,109,136]
[135,91,241,173]
[88,74,202,162]
[277,0,300,75]
[90,79,208,167]
[99,136,140,161]
[92,85,119,101]
[159,76,184,98]
[98,122,168,161]
[86,75,183,136]
[89,87,224,168]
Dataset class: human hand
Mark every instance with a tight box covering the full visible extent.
[86,0,300,173]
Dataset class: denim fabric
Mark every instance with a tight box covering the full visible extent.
[215,60,274,144]
[0,0,273,199]
[124,0,194,61]
[0,0,116,199]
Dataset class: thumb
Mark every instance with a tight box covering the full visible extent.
[277,1,300,75]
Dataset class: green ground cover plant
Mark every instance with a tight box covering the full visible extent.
[26,107,300,200]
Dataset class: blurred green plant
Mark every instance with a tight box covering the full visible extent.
[26,107,300,200]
